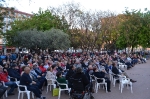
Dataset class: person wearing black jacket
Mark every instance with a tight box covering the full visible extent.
[92,67,111,92]
[66,65,75,88]
[20,67,45,99]
[71,67,90,91]
[8,64,20,81]
[111,62,136,83]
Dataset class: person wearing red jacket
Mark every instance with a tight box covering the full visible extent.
[39,63,46,73]
[0,66,17,95]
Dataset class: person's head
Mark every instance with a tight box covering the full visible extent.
[29,65,33,70]
[3,64,9,68]
[75,67,82,73]
[93,67,98,72]
[88,65,93,70]
[47,67,53,72]
[33,63,38,69]
[21,66,27,71]
[70,65,75,70]
[24,66,30,74]
[52,64,57,70]
[112,62,116,67]
[11,63,17,69]
[56,71,62,78]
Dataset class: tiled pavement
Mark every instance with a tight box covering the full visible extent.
[5,60,150,99]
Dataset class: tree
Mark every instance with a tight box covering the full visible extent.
[12,28,70,50]
[138,9,150,48]
[116,9,145,53]
[6,9,69,46]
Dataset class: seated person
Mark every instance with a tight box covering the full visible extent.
[45,67,56,85]
[33,63,45,76]
[56,71,67,89]
[38,63,46,73]
[8,64,20,81]
[92,67,111,92]
[52,64,58,76]
[57,62,64,72]
[71,67,90,92]
[20,66,46,99]
[112,62,136,82]
[85,65,94,81]
[29,65,46,90]
[0,66,17,95]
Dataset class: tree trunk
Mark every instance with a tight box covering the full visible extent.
[131,46,134,54]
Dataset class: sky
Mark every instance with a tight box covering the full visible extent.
[6,0,150,14]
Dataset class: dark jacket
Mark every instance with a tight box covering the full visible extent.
[66,69,75,81]
[66,63,71,70]
[20,73,32,86]
[8,68,20,80]
[72,72,90,91]
[57,66,63,72]
[112,66,119,75]
[93,71,105,83]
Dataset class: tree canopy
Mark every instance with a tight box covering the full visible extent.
[13,28,70,50]
[3,2,150,52]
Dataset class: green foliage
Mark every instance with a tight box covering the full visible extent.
[116,35,127,49]
[116,9,150,51]
[13,28,70,50]
[6,9,69,46]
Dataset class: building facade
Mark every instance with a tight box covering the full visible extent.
[0,7,32,53]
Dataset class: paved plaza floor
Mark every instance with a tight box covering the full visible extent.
[5,60,150,99]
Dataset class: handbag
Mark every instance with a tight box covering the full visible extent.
[52,88,59,96]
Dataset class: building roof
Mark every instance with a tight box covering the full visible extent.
[14,10,33,16]
[0,6,33,16]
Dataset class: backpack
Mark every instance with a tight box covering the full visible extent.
[72,76,84,91]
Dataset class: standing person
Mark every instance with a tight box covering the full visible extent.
[20,66,46,99]
[66,65,76,88]
[72,67,90,91]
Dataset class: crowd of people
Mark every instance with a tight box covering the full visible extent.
[0,51,147,99]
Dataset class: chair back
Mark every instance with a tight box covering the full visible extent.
[121,78,130,83]
[94,76,105,83]
[46,78,56,84]
[16,81,28,91]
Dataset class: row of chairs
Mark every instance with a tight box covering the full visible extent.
[90,64,133,94]
[109,69,133,93]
